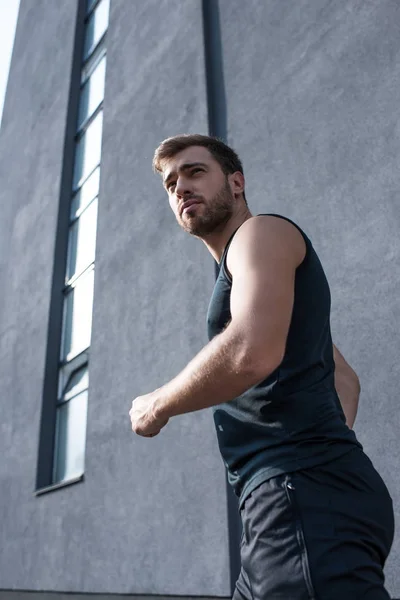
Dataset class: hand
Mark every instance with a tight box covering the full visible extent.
[129,391,169,437]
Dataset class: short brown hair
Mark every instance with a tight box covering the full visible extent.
[153,134,247,204]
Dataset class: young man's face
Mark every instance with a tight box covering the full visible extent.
[162,146,237,237]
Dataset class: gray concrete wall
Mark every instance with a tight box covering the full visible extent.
[219,0,400,596]
[1,0,399,598]
[0,0,82,588]
[0,594,221,600]
[80,0,229,595]
[0,594,219,600]
[0,0,230,597]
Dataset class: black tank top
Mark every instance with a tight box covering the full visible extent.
[206,214,362,508]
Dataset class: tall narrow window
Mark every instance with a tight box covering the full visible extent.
[52,0,109,485]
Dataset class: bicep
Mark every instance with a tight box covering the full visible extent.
[228,217,305,369]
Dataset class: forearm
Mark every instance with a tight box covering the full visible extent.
[154,325,278,420]
[335,376,360,428]
[333,345,360,429]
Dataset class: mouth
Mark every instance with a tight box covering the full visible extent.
[181,200,202,216]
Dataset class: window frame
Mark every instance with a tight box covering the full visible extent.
[35,0,109,494]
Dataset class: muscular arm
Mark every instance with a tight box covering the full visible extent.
[152,216,305,420]
[333,344,361,429]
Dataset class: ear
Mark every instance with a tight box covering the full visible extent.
[228,171,245,199]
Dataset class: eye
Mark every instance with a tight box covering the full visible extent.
[191,168,203,175]
[167,181,176,192]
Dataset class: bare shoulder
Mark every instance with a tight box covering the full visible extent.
[227,215,306,274]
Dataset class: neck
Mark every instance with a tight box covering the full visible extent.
[200,207,253,262]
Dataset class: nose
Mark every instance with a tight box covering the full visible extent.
[175,176,193,198]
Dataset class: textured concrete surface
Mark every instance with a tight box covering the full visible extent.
[78,0,229,595]
[0,0,82,589]
[0,595,228,600]
[219,0,400,595]
[1,0,399,597]
[0,595,226,600]
[0,0,230,597]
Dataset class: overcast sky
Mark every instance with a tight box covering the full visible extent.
[0,0,20,127]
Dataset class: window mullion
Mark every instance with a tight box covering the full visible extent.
[63,262,95,293]
[75,102,103,139]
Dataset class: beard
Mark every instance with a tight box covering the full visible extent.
[178,179,234,237]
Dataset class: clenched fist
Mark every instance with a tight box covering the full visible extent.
[129,391,169,437]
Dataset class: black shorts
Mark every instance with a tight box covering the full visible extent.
[233,448,395,600]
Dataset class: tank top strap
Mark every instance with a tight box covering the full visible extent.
[257,213,311,267]
[257,213,312,244]
[219,213,311,281]
[218,228,239,267]
[217,226,242,282]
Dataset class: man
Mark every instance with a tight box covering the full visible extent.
[129,134,394,599]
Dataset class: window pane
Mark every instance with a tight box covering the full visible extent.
[60,365,89,403]
[58,353,89,401]
[67,198,98,281]
[73,111,103,189]
[78,56,106,130]
[83,0,110,60]
[86,0,97,14]
[53,390,88,483]
[62,269,95,360]
[70,167,100,219]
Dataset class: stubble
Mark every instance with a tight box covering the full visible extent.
[178,178,234,237]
